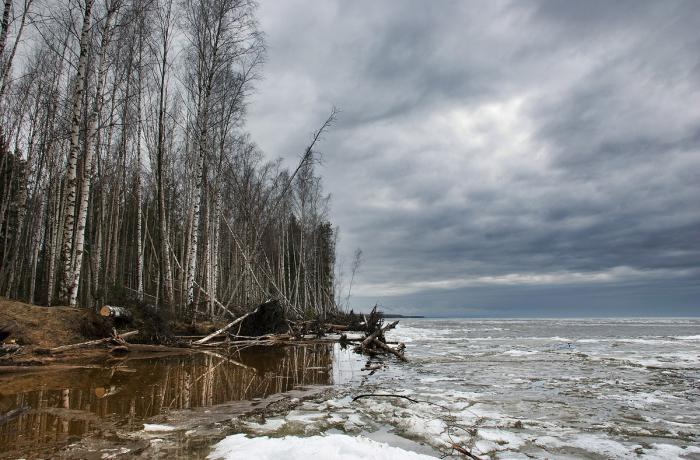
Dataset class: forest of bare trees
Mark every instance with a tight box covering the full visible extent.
[0,0,339,321]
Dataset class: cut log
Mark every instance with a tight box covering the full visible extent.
[94,386,120,398]
[49,330,139,353]
[99,305,132,319]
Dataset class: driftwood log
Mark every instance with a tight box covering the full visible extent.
[361,320,399,348]
[193,304,263,345]
[186,302,408,362]
[49,330,139,353]
[373,338,407,361]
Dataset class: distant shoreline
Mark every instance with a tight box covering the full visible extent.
[382,314,425,319]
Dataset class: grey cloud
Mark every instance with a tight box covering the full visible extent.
[248,0,700,315]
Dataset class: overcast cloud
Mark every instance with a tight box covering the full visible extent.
[247,0,700,316]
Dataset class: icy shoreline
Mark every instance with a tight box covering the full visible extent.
[30,318,700,459]
[198,319,700,459]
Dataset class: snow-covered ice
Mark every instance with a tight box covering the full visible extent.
[207,433,437,460]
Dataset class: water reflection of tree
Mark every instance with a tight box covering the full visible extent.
[0,344,335,455]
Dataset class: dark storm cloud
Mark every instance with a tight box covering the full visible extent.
[247,0,700,314]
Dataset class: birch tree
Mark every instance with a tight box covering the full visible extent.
[0,0,340,323]
[59,0,96,304]
[68,0,122,307]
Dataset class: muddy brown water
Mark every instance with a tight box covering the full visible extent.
[0,344,361,458]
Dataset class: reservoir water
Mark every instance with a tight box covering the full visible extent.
[2,318,699,459]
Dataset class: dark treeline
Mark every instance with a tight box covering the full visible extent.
[0,0,339,320]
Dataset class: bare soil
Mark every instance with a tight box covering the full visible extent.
[0,298,112,348]
[0,298,190,368]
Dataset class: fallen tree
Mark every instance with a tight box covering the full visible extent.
[49,329,139,354]
[190,303,408,362]
[1,298,409,367]
[372,337,407,361]
[193,303,265,345]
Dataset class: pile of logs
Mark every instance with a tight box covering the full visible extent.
[88,301,409,363]
[189,304,408,362]
[354,315,407,362]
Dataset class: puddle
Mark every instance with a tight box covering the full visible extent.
[0,343,365,458]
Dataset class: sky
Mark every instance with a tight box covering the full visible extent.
[246,0,700,317]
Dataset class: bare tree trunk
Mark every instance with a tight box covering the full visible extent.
[210,190,221,318]
[133,0,146,301]
[0,0,12,60]
[46,178,62,306]
[0,0,34,101]
[28,194,45,303]
[44,34,71,306]
[155,0,174,309]
[68,1,119,307]
[186,145,204,307]
[135,98,144,302]
[59,0,95,303]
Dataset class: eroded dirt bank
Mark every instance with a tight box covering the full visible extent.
[0,298,218,368]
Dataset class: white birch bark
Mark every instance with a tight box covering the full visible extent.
[135,21,145,301]
[59,0,95,303]
[68,2,118,307]
[186,132,206,307]
[0,0,12,61]
[210,189,221,318]
[136,92,144,301]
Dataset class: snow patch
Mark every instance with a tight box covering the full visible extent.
[207,433,437,460]
[142,424,177,432]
